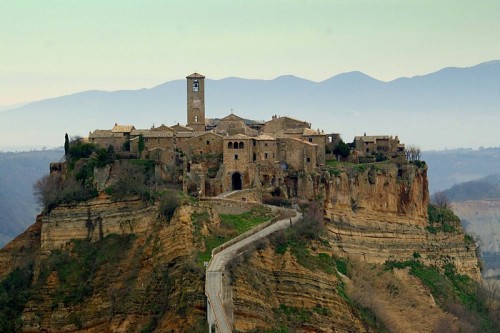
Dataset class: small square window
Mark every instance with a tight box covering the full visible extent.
[308,138,313,142]
[307,157,311,163]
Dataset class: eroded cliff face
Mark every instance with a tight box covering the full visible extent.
[231,246,371,332]
[1,198,212,332]
[228,164,482,332]
[320,163,480,279]
[40,196,154,251]
[0,161,483,332]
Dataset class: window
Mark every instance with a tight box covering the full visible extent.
[234,154,238,160]
[239,142,244,149]
[195,115,198,122]
[265,153,268,159]
[306,157,311,163]
[253,153,256,161]
[308,138,313,143]
[228,142,233,149]
[193,80,199,92]
[234,141,238,149]
[207,140,210,145]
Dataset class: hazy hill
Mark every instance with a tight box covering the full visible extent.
[1,60,499,151]
[0,150,63,247]
[441,174,500,281]
[424,148,500,194]
[442,174,500,201]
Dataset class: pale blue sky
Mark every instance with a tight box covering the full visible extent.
[1,0,499,106]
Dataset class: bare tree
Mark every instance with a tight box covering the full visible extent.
[431,191,449,208]
[33,172,62,210]
[405,145,422,161]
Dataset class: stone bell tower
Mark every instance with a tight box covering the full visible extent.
[186,73,206,131]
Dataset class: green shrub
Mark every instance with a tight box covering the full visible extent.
[34,173,98,212]
[333,140,350,157]
[159,190,181,221]
[262,197,292,207]
[0,266,33,332]
[427,204,460,233]
[39,234,136,308]
[375,153,387,162]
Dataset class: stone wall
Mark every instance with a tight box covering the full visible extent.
[186,132,224,156]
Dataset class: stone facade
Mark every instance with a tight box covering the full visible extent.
[354,134,404,156]
[185,131,224,156]
[186,73,206,131]
[84,72,405,198]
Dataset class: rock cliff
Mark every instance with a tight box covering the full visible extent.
[320,163,480,279]
[0,161,485,332]
[1,198,209,332]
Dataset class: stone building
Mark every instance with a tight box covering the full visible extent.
[89,124,135,151]
[84,72,405,199]
[186,73,206,131]
[354,134,405,156]
[185,131,224,156]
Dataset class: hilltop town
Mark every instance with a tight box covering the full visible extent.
[85,73,405,198]
[2,73,494,333]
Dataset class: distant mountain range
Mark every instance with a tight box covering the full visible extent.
[1,60,499,151]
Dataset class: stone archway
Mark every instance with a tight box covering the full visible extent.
[231,172,242,190]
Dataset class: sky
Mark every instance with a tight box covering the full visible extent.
[1,0,500,107]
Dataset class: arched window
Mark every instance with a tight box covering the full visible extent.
[228,142,233,149]
[233,142,239,149]
[239,142,244,149]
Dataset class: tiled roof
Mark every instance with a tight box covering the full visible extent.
[171,124,194,132]
[89,130,113,138]
[256,134,276,141]
[225,133,252,140]
[186,73,205,79]
[130,129,173,138]
[283,137,317,146]
[355,135,391,142]
[112,124,135,133]
[303,128,325,136]
[220,113,245,122]
[266,116,308,124]
[175,132,196,138]
[191,131,224,139]
[152,124,173,132]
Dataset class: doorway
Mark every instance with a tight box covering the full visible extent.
[231,172,242,190]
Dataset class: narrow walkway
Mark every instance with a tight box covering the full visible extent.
[205,205,302,333]
[214,190,241,199]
